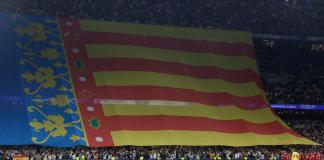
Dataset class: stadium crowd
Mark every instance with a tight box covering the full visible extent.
[287,120,324,145]
[0,0,323,36]
[0,145,322,160]
[263,78,324,105]
[255,39,324,105]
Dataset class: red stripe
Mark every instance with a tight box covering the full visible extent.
[87,57,263,88]
[105,115,300,136]
[59,18,115,146]
[93,86,267,109]
[81,31,256,58]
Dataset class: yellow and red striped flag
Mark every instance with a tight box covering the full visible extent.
[59,18,316,146]
[13,155,29,160]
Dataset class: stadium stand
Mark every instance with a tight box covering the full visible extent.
[0,141,323,159]
[0,0,323,36]
[255,38,324,105]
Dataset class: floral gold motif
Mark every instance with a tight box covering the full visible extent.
[20,59,70,95]
[13,14,60,48]
[28,106,82,144]
[13,14,86,145]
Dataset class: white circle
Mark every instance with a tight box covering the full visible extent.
[95,137,103,142]
[87,106,95,112]
[79,76,87,82]
[65,21,73,26]
[72,48,79,54]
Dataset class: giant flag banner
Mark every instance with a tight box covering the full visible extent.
[0,12,317,147]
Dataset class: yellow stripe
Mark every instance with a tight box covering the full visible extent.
[93,71,260,97]
[87,44,259,74]
[111,131,317,146]
[80,20,252,44]
[102,103,277,124]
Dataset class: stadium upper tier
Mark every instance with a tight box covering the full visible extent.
[0,0,323,36]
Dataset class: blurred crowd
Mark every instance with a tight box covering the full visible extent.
[287,120,324,145]
[263,78,324,105]
[255,38,324,105]
[0,145,322,160]
[0,0,323,36]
